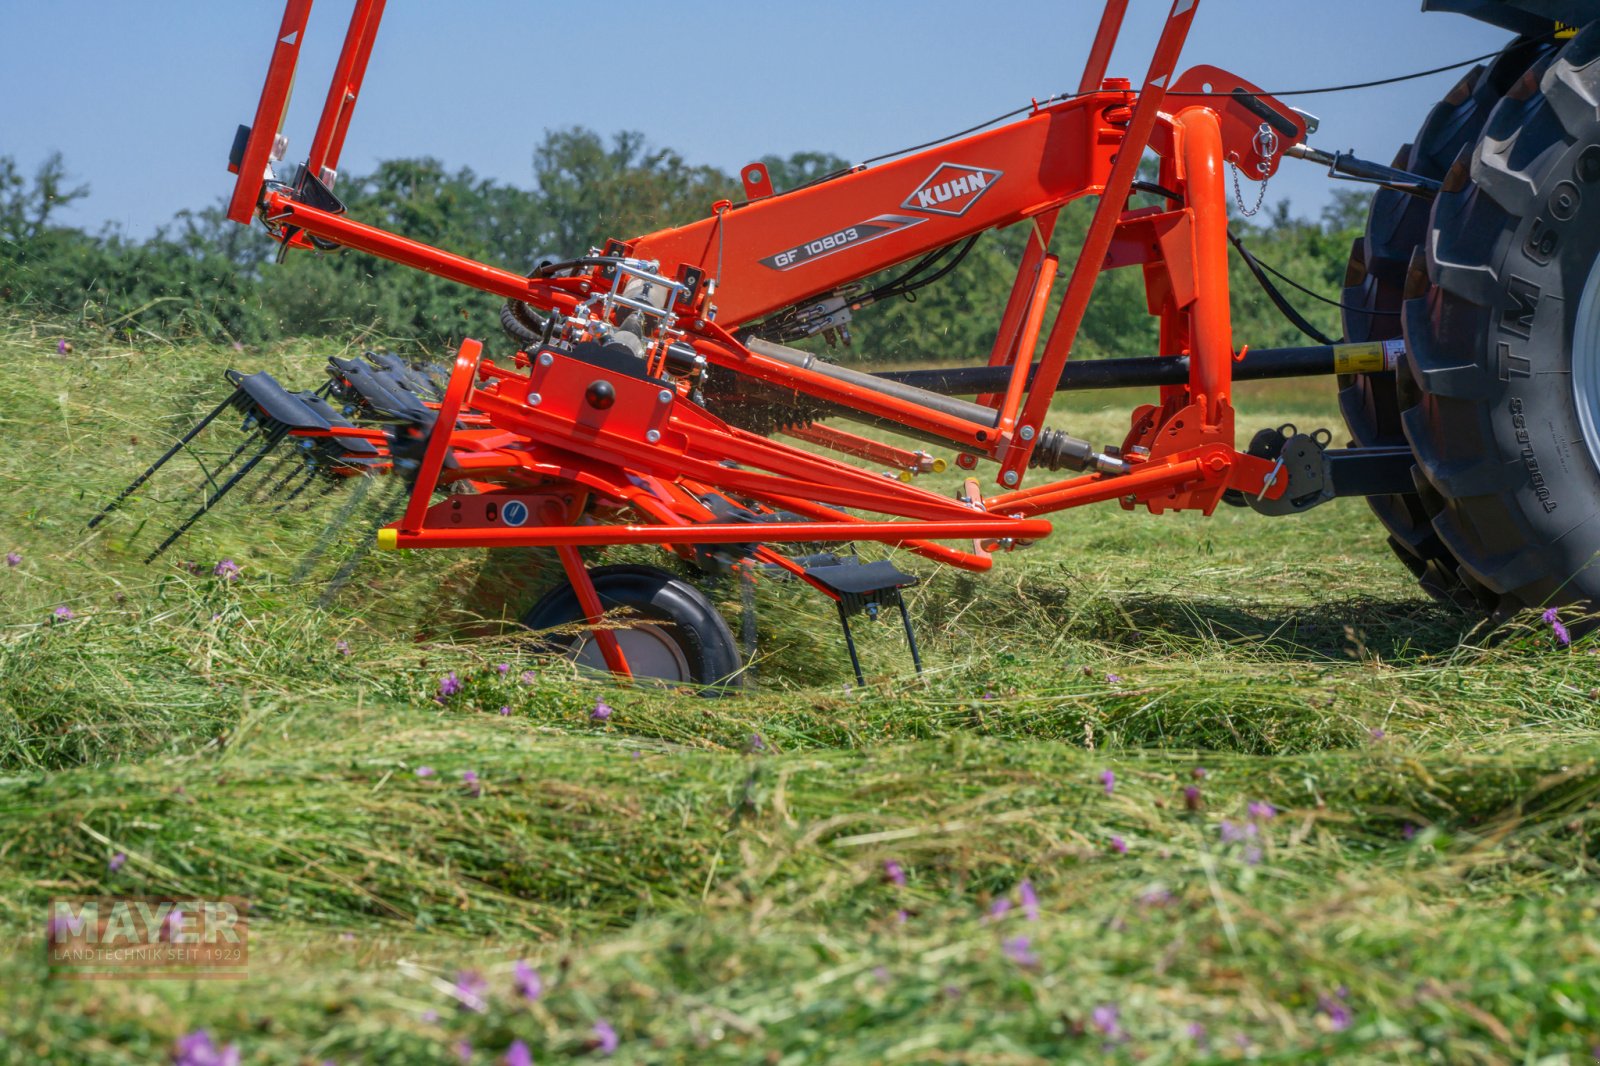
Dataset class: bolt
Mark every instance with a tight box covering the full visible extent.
[646,429,661,444]
[1003,470,1019,486]
[1019,425,1035,441]
[658,389,673,404]
[528,393,541,406]
[538,352,553,367]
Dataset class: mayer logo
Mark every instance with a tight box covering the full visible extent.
[903,164,1002,217]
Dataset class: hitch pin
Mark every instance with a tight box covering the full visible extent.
[1256,455,1285,502]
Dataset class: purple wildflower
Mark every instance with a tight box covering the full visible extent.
[592,1020,619,1056]
[438,672,462,699]
[1091,1003,1121,1039]
[982,689,996,700]
[873,965,891,983]
[172,1030,240,1066]
[1219,821,1258,845]
[1002,934,1038,967]
[212,559,240,582]
[1192,766,1207,780]
[455,970,488,1012]
[5,551,19,567]
[747,733,766,753]
[884,859,906,887]
[519,670,536,684]
[1403,823,1418,840]
[1188,1022,1209,1046]
[512,959,542,1001]
[1100,769,1116,795]
[462,770,481,797]
[1183,785,1202,811]
[591,698,613,721]
[1544,607,1572,646]
[499,705,511,715]
[504,1041,532,1066]
[1106,673,1124,685]
[1319,992,1353,1032]
[108,852,127,873]
[164,907,185,943]
[454,1041,473,1064]
[415,766,435,778]
[1018,879,1040,921]
[335,640,350,656]
[1110,835,1128,855]
[1369,727,1386,740]
[56,339,70,355]
[987,897,1012,921]
[1243,844,1263,865]
[1248,801,1277,821]
[496,662,510,676]
[896,909,909,924]
[52,605,74,622]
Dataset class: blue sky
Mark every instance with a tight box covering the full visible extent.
[1,1,1511,239]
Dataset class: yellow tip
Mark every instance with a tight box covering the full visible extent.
[931,458,948,473]
[898,470,913,483]
[377,527,398,551]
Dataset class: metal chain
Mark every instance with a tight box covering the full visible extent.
[1230,123,1278,217]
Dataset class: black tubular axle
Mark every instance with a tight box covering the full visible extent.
[871,343,1366,397]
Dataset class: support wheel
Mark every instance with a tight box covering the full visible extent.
[1340,38,1553,603]
[522,564,745,689]
[1401,24,1600,615]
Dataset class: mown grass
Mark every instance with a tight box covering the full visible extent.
[2,313,1599,1064]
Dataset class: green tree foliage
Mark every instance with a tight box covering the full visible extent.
[0,141,1368,366]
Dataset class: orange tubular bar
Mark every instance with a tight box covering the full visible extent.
[401,339,479,533]
[783,423,932,473]
[1174,106,1234,427]
[227,0,313,224]
[1000,0,1199,486]
[382,518,1052,552]
[1078,0,1132,93]
[305,0,386,185]
[261,193,580,311]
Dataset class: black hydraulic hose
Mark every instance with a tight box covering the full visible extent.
[1227,231,1338,345]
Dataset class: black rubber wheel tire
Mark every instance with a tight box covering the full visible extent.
[522,563,745,689]
[1400,24,1600,615]
[1340,38,1554,603]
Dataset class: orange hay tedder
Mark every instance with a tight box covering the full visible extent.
[97,0,1600,685]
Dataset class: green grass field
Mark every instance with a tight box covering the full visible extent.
[3,313,1598,1064]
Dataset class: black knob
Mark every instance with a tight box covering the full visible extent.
[584,380,616,410]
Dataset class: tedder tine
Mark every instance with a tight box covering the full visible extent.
[290,472,375,582]
[88,389,239,529]
[144,427,289,562]
[316,477,406,605]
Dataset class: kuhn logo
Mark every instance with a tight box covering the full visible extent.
[903,164,1002,217]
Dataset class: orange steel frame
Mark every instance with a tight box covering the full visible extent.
[228,0,1310,676]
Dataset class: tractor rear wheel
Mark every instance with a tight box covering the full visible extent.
[522,563,745,689]
[1341,38,1555,603]
[1399,24,1600,615]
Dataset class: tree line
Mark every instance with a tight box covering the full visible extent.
[0,130,1366,364]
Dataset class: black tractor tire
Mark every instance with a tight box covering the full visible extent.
[1341,37,1555,603]
[1399,24,1600,615]
[522,563,745,689]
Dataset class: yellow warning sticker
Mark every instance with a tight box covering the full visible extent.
[1334,342,1384,374]
[1556,21,1578,39]
[1333,338,1404,374]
